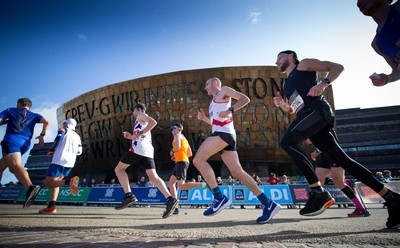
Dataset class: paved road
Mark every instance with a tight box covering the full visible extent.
[0,204,399,247]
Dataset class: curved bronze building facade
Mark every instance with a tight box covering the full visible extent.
[56,66,334,183]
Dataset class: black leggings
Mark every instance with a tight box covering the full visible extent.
[281,108,384,193]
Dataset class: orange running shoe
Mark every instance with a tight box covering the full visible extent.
[69,176,80,196]
[39,206,57,214]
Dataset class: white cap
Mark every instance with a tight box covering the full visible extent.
[64,118,77,130]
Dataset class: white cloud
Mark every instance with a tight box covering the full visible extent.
[249,11,262,24]
[0,103,60,185]
[77,33,88,41]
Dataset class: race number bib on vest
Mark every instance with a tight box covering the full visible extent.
[289,90,304,114]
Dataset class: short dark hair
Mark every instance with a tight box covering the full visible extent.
[131,102,146,112]
[18,98,32,108]
[278,50,300,64]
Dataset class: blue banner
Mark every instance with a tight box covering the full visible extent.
[179,186,229,204]
[3,182,396,206]
[86,186,168,204]
[232,185,293,205]
[86,186,125,203]
[132,187,167,204]
[0,187,24,201]
[179,185,293,205]
[324,185,353,204]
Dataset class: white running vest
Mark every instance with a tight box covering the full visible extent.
[129,118,154,158]
[52,128,82,168]
[209,100,235,135]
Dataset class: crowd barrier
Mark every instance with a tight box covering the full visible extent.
[1,182,399,206]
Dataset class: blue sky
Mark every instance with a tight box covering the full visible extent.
[1,0,399,184]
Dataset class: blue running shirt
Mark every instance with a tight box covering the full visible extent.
[0,108,43,146]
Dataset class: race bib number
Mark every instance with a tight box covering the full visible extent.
[289,90,304,113]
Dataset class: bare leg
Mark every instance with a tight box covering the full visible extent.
[5,153,33,189]
[0,157,6,183]
[170,175,202,198]
[330,167,346,188]
[44,175,65,202]
[221,150,262,196]
[193,136,227,189]
[169,175,178,199]
[315,167,331,185]
[114,161,131,194]
[178,181,203,191]
[146,168,171,199]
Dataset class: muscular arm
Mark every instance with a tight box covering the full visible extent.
[36,117,50,147]
[220,86,250,112]
[197,108,211,125]
[138,112,157,133]
[172,134,181,152]
[273,92,293,113]
[298,58,344,97]
[39,117,50,135]
[187,143,193,157]
[371,40,400,85]
[299,58,344,82]
[131,112,157,140]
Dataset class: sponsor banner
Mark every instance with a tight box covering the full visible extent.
[132,187,167,204]
[354,181,400,204]
[86,187,125,203]
[56,187,91,202]
[0,187,25,201]
[232,185,293,205]
[289,184,353,204]
[16,187,91,203]
[289,184,310,204]
[178,185,293,205]
[86,187,168,204]
[32,187,91,203]
[324,185,353,205]
[289,184,353,205]
[179,186,230,204]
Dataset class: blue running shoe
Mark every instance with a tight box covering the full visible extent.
[173,207,180,215]
[203,195,231,216]
[256,201,281,224]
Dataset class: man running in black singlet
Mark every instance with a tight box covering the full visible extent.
[273,50,400,229]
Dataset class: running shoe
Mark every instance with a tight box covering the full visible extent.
[299,189,335,216]
[173,207,180,215]
[384,191,400,229]
[347,208,371,217]
[39,206,57,214]
[69,176,80,196]
[23,185,41,209]
[114,195,138,210]
[162,197,179,218]
[203,195,231,216]
[256,200,281,224]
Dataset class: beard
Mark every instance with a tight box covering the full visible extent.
[358,2,382,16]
[279,60,290,72]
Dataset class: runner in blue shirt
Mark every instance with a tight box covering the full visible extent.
[0,98,49,208]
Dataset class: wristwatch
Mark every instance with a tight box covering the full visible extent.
[40,132,46,136]
[228,106,234,113]
[322,78,331,84]
[139,131,144,135]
